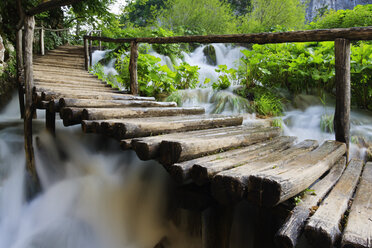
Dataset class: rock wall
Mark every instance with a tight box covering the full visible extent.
[305,0,372,21]
[0,33,16,110]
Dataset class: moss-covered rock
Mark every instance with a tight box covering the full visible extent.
[203,45,216,66]
[0,34,16,110]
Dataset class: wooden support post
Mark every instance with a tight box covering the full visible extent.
[99,31,102,50]
[334,38,351,154]
[89,38,92,67]
[129,41,139,95]
[23,15,40,190]
[16,28,25,119]
[46,109,55,136]
[84,37,89,70]
[202,205,233,248]
[39,27,44,55]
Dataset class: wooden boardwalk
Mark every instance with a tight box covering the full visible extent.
[32,45,371,248]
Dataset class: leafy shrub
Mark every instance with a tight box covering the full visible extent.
[254,93,283,116]
[212,65,238,90]
[320,114,334,133]
[173,62,200,89]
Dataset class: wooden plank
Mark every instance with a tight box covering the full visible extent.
[158,126,280,165]
[35,85,117,93]
[87,115,243,139]
[211,140,320,204]
[334,38,351,152]
[247,140,346,207]
[275,157,347,248]
[59,107,84,126]
[81,107,205,120]
[166,136,296,184]
[189,136,297,185]
[131,125,268,161]
[304,159,364,248]
[40,91,155,101]
[59,98,177,109]
[341,161,372,248]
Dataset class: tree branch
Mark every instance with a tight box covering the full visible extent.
[26,0,84,16]
[16,0,25,30]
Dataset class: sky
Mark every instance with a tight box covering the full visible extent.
[109,0,127,15]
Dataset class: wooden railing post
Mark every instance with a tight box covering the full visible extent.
[84,37,89,70]
[23,15,40,190]
[334,38,351,154]
[89,37,92,67]
[99,30,102,50]
[16,28,25,119]
[39,26,44,55]
[129,41,139,95]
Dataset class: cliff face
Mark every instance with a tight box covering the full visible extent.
[305,0,372,21]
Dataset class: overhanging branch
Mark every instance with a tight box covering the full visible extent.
[27,0,83,16]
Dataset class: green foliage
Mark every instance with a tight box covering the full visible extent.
[239,0,305,33]
[115,50,200,97]
[121,0,167,26]
[271,118,283,129]
[210,91,253,114]
[158,0,238,35]
[90,62,118,88]
[308,5,372,29]
[166,91,182,106]
[320,114,334,133]
[173,62,200,89]
[212,65,238,90]
[254,93,283,116]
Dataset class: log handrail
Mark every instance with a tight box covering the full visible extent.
[83,26,372,44]
[84,26,372,154]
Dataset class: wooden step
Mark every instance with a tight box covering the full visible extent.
[35,85,118,93]
[81,107,205,120]
[210,140,320,204]
[131,125,280,162]
[35,81,112,90]
[304,158,364,248]
[189,136,297,185]
[341,161,372,248]
[82,115,243,139]
[34,75,102,83]
[247,140,346,207]
[61,98,177,109]
[167,136,296,184]
[34,78,108,87]
[39,91,154,102]
[275,157,347,248]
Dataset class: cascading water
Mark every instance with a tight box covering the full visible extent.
[0,96,204,248]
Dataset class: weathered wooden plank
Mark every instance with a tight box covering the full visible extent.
[92,115,243,139]
[159,126,280,165]
[247,140,346,207]
[334,38,351,152]
[34,74,103,83]
[35,85,117,93]
[131,125,268,161]
[34,79,108,87]
[304,159,364,248]
[59,98,177,109]
[59,107,84,126]
[211,140,319,205]
[341,161,372,248]
[166,136,295,184]
[275,157,347,248]
[81,107,205,120]
[40,91,155,101]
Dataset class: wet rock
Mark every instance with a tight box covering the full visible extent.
[293,94,322,110]
[203,45,216,66]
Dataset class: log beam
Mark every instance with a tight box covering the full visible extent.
[16,28,25,119]
[39,27,44,55]
[84,37,89,70]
